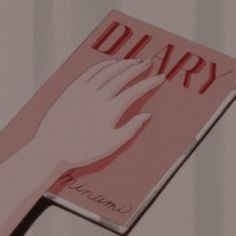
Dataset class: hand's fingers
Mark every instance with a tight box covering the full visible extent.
[80,59,117,82]
[101,58,152,98]
[113,112,151,146]
[89,59,140,88]
[112,75,165,122]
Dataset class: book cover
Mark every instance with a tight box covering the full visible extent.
[2,10,236,234]
[45,10,236,233]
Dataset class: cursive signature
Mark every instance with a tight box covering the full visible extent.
[57,171,134,215]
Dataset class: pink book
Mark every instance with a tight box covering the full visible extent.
[2,10,236,234]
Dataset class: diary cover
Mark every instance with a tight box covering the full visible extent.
[45,10,236,234]
[2,10,236,234]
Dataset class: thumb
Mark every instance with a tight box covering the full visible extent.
[115,112,152,145]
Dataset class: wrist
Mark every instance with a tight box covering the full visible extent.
[29,138,73,178]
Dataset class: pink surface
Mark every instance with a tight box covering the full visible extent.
[50,11,236,225]
[1,10,236,226]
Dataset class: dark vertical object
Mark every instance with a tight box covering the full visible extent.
[10,198,51,236]
[195,0,224,235]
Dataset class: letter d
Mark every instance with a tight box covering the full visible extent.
[92,21,133,55]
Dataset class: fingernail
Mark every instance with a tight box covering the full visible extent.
[122,58,141,63]
[142,113,152,122]
[142,58,152,65]
[155,74,166,81]
[107,58,119,63]
[135,58,142,62]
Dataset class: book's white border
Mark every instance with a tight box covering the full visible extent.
[44,88,236,234]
